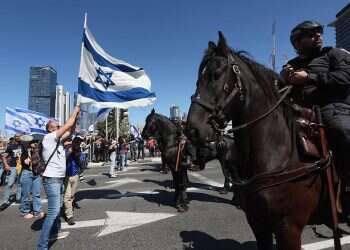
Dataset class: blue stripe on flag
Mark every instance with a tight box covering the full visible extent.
[30,128,47,135]
[6,108,31,125]
[15,108,50,118]
[83,32,142,73]
[78,79,156,102]
[5,125,28,134]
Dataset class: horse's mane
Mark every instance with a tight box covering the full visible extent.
[148,112,178,131]
[199,46,284,100]
[199,46,294,131]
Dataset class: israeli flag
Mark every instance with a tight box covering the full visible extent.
[130,125,142,140]
[5,108,31,135]
[78,21,156,109]
[14,108,52,135]
[96,108,112,123]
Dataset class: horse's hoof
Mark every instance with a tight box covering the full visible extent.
[177,206,186,213]
[177,204,189,213]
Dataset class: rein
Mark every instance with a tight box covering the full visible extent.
[229,85,292,132]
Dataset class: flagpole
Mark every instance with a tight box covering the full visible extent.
[116,108,119,140]
[105,118,108,140]
[84,12,87,28]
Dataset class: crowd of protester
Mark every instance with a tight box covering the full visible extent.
[0,112,164,249]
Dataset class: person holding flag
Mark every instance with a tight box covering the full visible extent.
[37,105,80,250]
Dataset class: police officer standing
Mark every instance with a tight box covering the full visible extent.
[281,20,350,209]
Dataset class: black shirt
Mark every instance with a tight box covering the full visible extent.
[5,143,24,167]
[285,47,350,107]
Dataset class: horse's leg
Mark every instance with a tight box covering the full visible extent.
[247,216,273,250]
[180,167,189,206]
[181,166,190,204]
[171,168,186,212]
[275,221,302,250]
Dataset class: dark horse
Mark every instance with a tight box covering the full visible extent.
[142,109,191,212]
[186,32,341,250]
[142,109,239,212]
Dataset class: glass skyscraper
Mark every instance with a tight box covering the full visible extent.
[170,105,181,121]
[329,4,350,51]
[28,66,57,117]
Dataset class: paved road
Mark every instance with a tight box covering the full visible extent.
[1,158,350,250]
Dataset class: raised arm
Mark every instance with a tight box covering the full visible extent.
[55,106,80,139]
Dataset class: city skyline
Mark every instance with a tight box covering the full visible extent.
[0,0,349,133]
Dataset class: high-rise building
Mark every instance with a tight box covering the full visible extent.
[55,85,65,125]
[55,85,71,126]
[28,66,57,117]
[329,3,350,51]
[170,105,181,121]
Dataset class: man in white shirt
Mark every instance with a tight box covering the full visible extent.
[37,105,80,250]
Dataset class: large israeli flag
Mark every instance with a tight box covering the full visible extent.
[14,108,52,135]
[78,20,156,109]
[5,108,31,135]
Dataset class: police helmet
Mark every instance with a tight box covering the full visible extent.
[290,20,323,48]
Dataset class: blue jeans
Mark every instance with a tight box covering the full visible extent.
[2,166,21,203]
[120,153,126,170]
[0,163,4,184]
[20,169,42,216]
[37,177,64,250]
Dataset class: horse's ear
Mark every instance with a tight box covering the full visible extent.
[151,108,155,114]
[216,31,230,56]
[208,41,216,50]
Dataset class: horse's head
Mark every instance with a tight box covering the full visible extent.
[186,32,244,145]
[142,109,158,140]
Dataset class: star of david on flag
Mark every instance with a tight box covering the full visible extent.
[95,68,115,89]
[5,108,31,135]
[77,15,156,109]
[14,108,54,135]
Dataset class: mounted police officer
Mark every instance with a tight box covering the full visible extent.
[281,20,350,198]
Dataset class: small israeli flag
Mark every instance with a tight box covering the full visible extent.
[78,17,156,109]
[130,125,142,140]
[5,108,31,135]
[96,108,112,123]
[14,107,52,135]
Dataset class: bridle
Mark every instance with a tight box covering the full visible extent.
[191,54,244,132]
[191,52,292,134]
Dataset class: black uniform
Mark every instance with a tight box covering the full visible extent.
[284,47,350,178]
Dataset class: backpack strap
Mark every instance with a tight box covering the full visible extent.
[44,139,60,167]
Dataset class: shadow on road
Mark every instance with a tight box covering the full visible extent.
[143,179,226,192]
[75,189,123,202]
[180,230,260,250]
[130,189,232,210]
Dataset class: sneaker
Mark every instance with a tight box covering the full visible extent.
[34,212,45,219]
[0,202,10,211]
[49,231,70,241]
[23,213,34,219]
[72,201,80,209]
[66,217,76,225]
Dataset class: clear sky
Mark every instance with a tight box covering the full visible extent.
[0,0,348,132]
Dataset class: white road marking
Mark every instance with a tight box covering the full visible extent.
[61,211,176,237]
[79,178,141,191]
[302,235,350,249]
[189,172,223,188]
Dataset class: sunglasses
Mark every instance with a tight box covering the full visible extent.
[300,27,323,39]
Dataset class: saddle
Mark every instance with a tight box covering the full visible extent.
[292,104,322,160]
